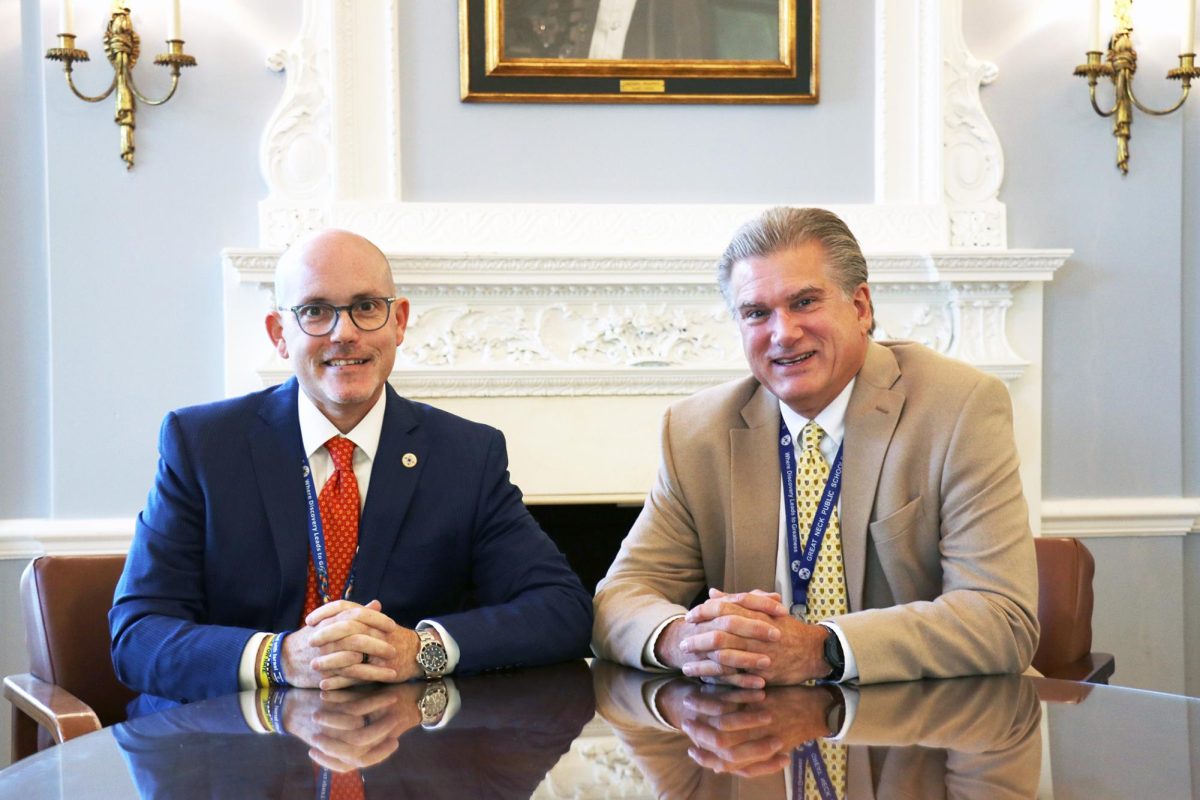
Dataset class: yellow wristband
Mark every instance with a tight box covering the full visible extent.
[257,634,275,689]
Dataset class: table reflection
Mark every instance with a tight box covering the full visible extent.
[592,661,1042,799]
[113,661,594,799]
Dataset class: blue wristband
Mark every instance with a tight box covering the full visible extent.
[268,630,291,686]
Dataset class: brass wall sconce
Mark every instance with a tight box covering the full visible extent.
[1074,0,1198,174]
[45,2,197,169]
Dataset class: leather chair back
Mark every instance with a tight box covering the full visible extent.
[21,554,137,729]
[1032,537,1096,675]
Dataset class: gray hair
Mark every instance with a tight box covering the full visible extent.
[716,207,874,332]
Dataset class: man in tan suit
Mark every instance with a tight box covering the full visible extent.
[592,207,1039,686]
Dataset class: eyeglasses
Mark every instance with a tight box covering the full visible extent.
[283,297,398,337]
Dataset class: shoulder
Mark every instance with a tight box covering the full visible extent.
[159,381,298,457]
[667,374,761,425]
[876,340,1002,397]
[867,341,1010,434]
[387,390,505,447]
[166,381,294,429]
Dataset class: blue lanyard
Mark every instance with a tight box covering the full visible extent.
[301,455,357,606]
[793,742,838,800]
[778,417,843,619]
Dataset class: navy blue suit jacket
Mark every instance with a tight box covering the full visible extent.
[110,379,592,701]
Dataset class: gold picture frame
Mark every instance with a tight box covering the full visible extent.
[459,0,818,104]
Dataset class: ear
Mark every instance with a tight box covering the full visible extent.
[266,311,289,359]
[852,283,873,333]
[391,297,411,347]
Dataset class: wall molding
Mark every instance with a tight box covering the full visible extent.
[1041,498,1200,539]
[5,498,1199,559]
[0,519,135,560]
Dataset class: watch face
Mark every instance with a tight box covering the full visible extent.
[419,641,448,674]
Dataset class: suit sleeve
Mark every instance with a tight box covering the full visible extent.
[592,406,710,667]
[429,429,594,672]
[834,375,1040,683]
[110,412,257,701]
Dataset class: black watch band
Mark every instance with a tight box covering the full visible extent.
[822,627,845,682]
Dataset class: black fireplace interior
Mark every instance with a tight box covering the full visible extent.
[526,503,642,594]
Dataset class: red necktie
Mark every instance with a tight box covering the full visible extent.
[303,436,360,619]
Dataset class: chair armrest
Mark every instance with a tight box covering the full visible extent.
[1037,653,1115,685]
[3,673,102,745]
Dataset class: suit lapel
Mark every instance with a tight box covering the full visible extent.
[352,387,424,602]
[249,379,311,625]
[729,384,783,593]
[841,342,904,612]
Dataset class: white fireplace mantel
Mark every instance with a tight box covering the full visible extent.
[220,0,1066,510]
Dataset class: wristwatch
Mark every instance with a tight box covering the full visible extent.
[416,629,448,679]
[417,679,449,725]
[822,627,845,682]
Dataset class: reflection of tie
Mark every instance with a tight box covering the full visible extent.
[796,423,848,621]
[794,741,847,800]
[315,764,364,800]
[796,423,848,799]
[304,436,360,618]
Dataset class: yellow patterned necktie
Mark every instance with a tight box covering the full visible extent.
[795,422,848,622]
[795,422,848,800]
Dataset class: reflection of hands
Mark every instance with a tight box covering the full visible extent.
[659,680,841,778]
[283,600,423,690]
[281,684,424,772]
[675,589,829,686]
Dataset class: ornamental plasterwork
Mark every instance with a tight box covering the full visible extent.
[397,303,738,369]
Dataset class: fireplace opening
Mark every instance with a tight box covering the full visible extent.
[526,503,642,594]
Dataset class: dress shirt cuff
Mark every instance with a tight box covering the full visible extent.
[239,690,268,733]
[238,632,271,691]
[642,614,686,671]
[417,620,460,674]
[825,683,859,741]
[817,621,859,682]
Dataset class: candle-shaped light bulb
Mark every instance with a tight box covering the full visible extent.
[59,0,74,35]
[1088,0,1102,51]
[168,0,182,40]
[1183,0,1197,54]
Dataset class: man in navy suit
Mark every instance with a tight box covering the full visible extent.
[110,229,593,702]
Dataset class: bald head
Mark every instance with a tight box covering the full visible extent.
[274,229,394,310]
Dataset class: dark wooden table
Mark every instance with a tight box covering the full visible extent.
[0,660,1196,798]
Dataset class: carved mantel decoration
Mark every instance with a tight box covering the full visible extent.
[225,0,1067,507]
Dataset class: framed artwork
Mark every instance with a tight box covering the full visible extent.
[459,0,818,103]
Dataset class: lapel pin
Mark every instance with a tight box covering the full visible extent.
[402,453,418,468]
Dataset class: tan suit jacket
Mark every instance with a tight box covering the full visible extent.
[593,340,1039,683]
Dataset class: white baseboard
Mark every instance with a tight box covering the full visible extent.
[2,497,1199,559]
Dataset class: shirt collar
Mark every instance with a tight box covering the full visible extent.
[778,377,856,448]
[297,388,387,462]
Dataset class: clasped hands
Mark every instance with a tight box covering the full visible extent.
[282,599,425,690]
[656,589,831,688]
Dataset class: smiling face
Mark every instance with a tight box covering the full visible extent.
[729,240,873,418]
[266,230,409,433]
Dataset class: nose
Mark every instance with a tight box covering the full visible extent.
[770,309,801,348]
[328,309,361,342]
